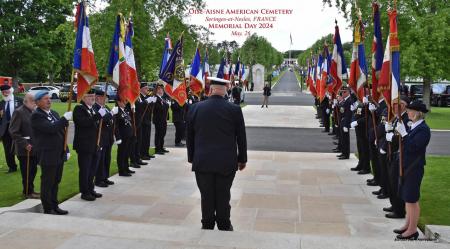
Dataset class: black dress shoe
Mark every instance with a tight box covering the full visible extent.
[372,189,382,195]
[54,207,69,215]
[44,209,60,215]
[127,169,135,174]
[219,224,234,231]
[393,228,407,234]
[130,163,141,168]
[81,194,96,201]
[336,154,344,157]
[377,194,389,199]
[105,179,115,185]
[119,173,132,177]
[91,192,102,198]
[137,160,148,166]
[95,181,108,188]
[332,136,338,140]
[332,149,341,153]
[6,168,17,173]
[366,178,375,183]
[385,212,405,219]
[367,181,378,186]
[350,167,361,171]
[383,206,393,212]
[149,155,155,158]
[333,142,339,145]
[396,231,419,240]
[155,151,165,155]
[322,130,329,133]
[357,170,371,175]
[338,156,349,160]
[141,156,151,160]
[328,133,335,136]
[175,143,185,147]
[162,148,170,153]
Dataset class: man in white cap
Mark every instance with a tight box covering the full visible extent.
[186,77,247,231]
[0,84,22,173]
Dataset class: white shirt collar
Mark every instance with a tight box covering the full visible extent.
[344,95,350,101]
[411,119,424,130]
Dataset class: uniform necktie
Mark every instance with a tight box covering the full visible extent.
[48,112,57,122]
[5,101,11,121]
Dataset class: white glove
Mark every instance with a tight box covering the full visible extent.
[326,109,330,115]
[343,127,349,133]
[98,108,107,117]
[333,99,338,105]
[351,121,358,128]
[386,132,394,142]
[350,103,357,111]
[385,123,393,132]
[363,96,369,104]
[115,139,122,145]
[369,103,377,112]
[152,97,158,103]
[63,111,73,121]
[332,104,335,108]
[66,153,71,160]
[396,122,408,137]
[145,97,153,103]
[131,104,136,112]
[379,148,386,154]
[111,106,119,115]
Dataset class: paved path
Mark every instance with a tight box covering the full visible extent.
[272,71,301,92]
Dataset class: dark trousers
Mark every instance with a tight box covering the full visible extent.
[378,152,390,195]
[77,150,100,195]
[174,121,185,144]
[141,124,151,157]
[340,126,350,157]
[117,138,131,174]
[388,153,405,215]
[321,108,330,132]
[369,143,380,183]
[154,123,167,151]
[40,163,64,211]
[18,155,38,194]
[131,129,141,163]
[2,131,17,170]
[359,131,370,172]
[96,145,112,183]
[195,171,236,230]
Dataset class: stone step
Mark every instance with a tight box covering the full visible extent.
[0,212,446,249]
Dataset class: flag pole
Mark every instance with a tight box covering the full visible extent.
[96,81,109,149]
[63,69,76,153]
[26,149,30,197]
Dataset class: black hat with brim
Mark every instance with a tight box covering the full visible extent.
[0,84,11,91]
[95,89,105,96]
[207,77,230,86]
[407,101,428,113]
[400,95,411,105]
[140,82,148,88]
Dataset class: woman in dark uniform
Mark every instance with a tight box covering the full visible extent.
[393,101,431,240]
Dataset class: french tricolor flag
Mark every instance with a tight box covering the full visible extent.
[107,14,128,102]
[202,48,210,94]
[124,17,140,103]
[190,47,203,96]
[356,20,368,101]
[330,23,347,95]
[371,2,383,102]
[73,1,98,101]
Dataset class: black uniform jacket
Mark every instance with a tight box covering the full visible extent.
[31,108,68,165]
[0,96,23,138]
[73,102,102,153]
[9,105,34,156]
[186,95,247,175]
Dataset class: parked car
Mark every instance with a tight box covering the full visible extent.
[28,86,60,99]
[404,83,423,102]
[431,83,450,107]
[92,84,118,102]
[58,84,77,102]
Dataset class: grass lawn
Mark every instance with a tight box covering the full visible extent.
[426,107,450,130]
[293,70,306,91]
[0,144,156,207]
[418,155,450,229]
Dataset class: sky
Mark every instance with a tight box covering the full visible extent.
[184,0,353,52]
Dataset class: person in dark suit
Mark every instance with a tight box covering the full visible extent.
[138,83,155,160]
[385,96,411,219]
[337,87,352,159]
[320,95,330,133]
[350,96,370,174]
[171,98,185,147]
[231,83,241,105]
[0,84,22,173]
[73,89,107,201]
[262,83,271,108]
[393,101,430,240]
[9,93,39,198]
[186,77,247,231]
[153,84,169,155]
[129,84,151,167]
[93,90,118,187]
[31,91,71,215]
[114,97,134,177]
